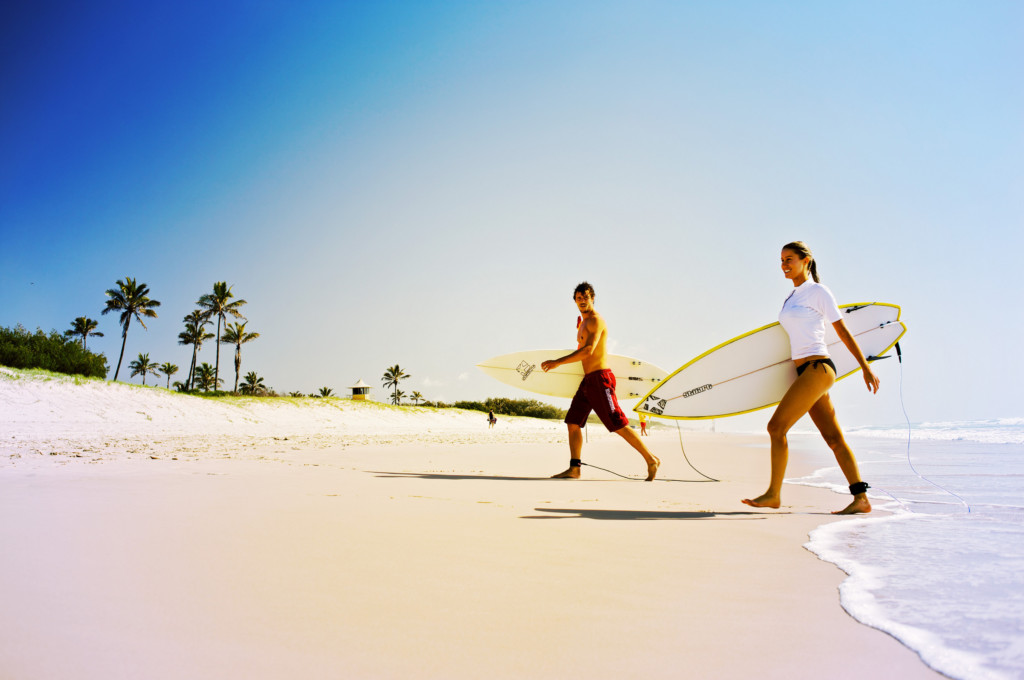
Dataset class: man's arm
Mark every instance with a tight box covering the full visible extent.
[541,317,601,372]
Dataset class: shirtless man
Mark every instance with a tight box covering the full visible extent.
[542,282,660,480]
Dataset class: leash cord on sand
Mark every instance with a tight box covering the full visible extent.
[676,422,719,482]
[577,423,719,483]
[579,461,710,483]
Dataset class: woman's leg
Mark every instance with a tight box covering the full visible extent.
[743,364,835,508]
[807,393,872,515]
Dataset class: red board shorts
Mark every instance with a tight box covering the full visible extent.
[564,369,629,433]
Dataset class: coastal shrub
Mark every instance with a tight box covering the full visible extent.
[453,398,566,420]
[179,387,277,398]
[0,325,108,378]
[489,397,566,420]
[452,400,486,412]
[192,390,233,398]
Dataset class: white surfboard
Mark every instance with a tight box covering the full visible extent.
[477,350,667,401]
[634,302,907,420]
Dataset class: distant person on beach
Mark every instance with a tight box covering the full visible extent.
[488,410,496,428]
[742,242,878,515]
[542,282,660,480]
[639,412,648,436]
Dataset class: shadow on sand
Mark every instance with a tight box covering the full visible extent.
[369,471,718,483]
[522,508,769,521]
[370,471,548,482]
[365,472,820,520]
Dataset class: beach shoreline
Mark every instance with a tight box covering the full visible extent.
[0,372,947,679]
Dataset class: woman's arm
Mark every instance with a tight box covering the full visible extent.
[832,318,881,393]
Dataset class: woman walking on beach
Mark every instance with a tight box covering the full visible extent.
[742,242,879,515]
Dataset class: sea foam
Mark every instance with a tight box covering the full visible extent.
[791,425,1024,680]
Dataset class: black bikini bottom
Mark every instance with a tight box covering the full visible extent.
[796,358,837,377]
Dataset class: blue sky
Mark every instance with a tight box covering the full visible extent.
[2,1,1021,428]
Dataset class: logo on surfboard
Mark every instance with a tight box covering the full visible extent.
[682,384,713,398]
[641,397,668,415]
[516,361,536,381]
[641,385,711,415]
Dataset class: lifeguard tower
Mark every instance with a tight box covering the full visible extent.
[349,378,371,401]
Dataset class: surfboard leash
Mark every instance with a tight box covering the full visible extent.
[676,423,720,482]
[895,342,972,513]
[577,423,719,482]
[579,461,715,483]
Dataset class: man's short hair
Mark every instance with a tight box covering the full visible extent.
[574,281,595,300]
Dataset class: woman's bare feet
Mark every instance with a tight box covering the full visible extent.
[833,494,871,515]
[741,492,781,509]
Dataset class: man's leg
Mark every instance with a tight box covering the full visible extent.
[615,425,659,481]
[551,423,584,478]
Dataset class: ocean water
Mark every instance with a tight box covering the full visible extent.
[788,418,1024,680]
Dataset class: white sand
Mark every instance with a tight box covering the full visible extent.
[0,369,945,679]
[0,367,566,466]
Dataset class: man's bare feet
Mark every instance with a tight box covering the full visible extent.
[741,492,781,509]
[645,456,660,481]
[551,467,581,479]
[832,495,871,515]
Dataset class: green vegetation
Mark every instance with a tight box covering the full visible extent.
[64,316,104,349]
[102,276,161,381]
[194,362,221,392]
[128,352,159,386]
[197,281,247,390]
[452,397,566,420]
[179,310,214,391]
[220,321,259,394]
[381,364,409,405]
[10,277,567,412]
[159,362,178,389]
[240,371,268,395]
[0,325,108,378]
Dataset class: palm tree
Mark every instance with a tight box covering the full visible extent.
[318,386,334,397]
[102,277,160,381]
[194,362,220,392]
[64,317,104,350]
[220,321,260,393]
[288,391,304,398]
[240,371,267,395]
[410,391,423,405]
[197,282,247,390]
[128,353,159,386]
[178,310,214,391]
[391,389,405,406]
[159,362,178,389]
[382,365,409,406]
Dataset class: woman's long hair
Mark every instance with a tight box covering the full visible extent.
[783,241,819,283]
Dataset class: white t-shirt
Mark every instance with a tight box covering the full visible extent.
[778,281,842,360]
